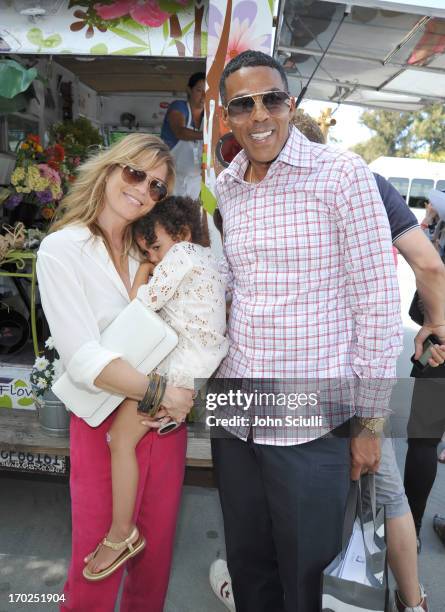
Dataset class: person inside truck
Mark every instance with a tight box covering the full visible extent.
[160,71,205,199]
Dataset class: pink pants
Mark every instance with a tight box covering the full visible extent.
[61,413,187,612]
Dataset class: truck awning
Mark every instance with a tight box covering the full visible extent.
[275,0,445,110]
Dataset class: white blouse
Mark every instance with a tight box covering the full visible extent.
[37,225,140,391]
[137,242,229,389]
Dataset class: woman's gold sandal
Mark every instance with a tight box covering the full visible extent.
[82,527,146,581]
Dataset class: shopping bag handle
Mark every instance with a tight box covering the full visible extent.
[342,479,360,550]
[362,472,377,526]
[341,477,375,551]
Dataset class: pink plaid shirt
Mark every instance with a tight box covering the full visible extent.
[214,127,402,445]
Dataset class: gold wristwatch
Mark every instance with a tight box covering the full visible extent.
[357,417,386,435]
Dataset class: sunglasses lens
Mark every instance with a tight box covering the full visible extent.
[227,96,255,119]
[121,165,167,202]
[262,91,291,115]
[121,165,147,185]
[227,92,291,122]
[149,180,167,202]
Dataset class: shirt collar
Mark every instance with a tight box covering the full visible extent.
[223,125,318,183]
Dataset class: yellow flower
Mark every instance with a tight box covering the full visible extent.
[36,145,43,153]
[25,166,47,192]
[21,143,29,150]
[11,167,25,185]
[50,184,62,199]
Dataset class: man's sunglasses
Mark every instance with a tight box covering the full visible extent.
[224,90,292,123]
[119,164,168,202]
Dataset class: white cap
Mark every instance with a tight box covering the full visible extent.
[428,189,445,221]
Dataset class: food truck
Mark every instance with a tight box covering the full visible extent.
[0,0,445,473]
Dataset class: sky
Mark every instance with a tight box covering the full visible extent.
[299,99,373,150]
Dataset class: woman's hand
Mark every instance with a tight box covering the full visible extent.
[138,406,169,428]
[161,386,194,423]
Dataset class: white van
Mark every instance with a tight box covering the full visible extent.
[369,157,445,208]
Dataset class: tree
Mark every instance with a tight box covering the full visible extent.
[413,104,445,155]
[352,104,445,163]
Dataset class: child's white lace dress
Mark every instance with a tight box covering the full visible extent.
[136,242,229,389]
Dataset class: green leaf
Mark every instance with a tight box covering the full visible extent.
[159,0,193,14]
[108,27,147,47]
[162,20,169,41]
[27,28,43,47]
[0,395,12,408]
[90,43,109,54]
[18,397,34,407]
[201,31,208,57]
[181,20,194,37]
[201,182,217,214]
[119,16,147,32]
[268,0,274,14]
[42,34,62,49]
[168,38,180,48]
[68,0,89,7]
[111,46,149,56]
[14,380,27,388]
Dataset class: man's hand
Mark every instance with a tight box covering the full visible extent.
[414,325,445,366]
[350,431,381,481]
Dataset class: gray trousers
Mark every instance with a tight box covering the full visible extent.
[211,428,351,612]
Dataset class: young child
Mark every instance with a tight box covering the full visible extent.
[83,196,228,580]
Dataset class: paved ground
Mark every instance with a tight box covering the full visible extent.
[0,225,444,611]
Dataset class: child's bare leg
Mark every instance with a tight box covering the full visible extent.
[86,398,148,574]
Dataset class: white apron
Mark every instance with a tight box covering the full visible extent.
[170,102,203,199]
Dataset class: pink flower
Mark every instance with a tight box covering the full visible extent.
[208,2,271,65]
[38,164,61,185]
[93,0,134,21]
[94,0,171,27]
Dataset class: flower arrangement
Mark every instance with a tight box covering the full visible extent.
[30,337,62,398]
[4,135,64,222]
[4,118,102,228]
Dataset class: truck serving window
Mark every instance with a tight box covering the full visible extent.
[388,177,409,201]
[408,178,434,208]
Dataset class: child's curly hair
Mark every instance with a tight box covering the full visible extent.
[133,196,208,248]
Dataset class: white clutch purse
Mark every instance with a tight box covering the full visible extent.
[52,298,178,427]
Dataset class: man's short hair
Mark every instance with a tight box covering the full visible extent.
[291,110,325,144]
[219,50,289,105]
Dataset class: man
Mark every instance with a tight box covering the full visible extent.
[403,190,445,564]
[210,108,445,612]
[211,49,405,612]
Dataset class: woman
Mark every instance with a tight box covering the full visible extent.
[160,71,205,198]
[36,133,194,611]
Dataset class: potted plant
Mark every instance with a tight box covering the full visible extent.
[30,337,70,437]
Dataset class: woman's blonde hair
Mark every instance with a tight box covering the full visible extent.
[50,133,175,256]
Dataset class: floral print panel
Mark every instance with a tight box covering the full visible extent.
[0,0,207,57]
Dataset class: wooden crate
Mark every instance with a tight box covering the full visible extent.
[0,408,212,469]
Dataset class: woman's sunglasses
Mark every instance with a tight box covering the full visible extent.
[224,90,292,123]
[119,164,168,202]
